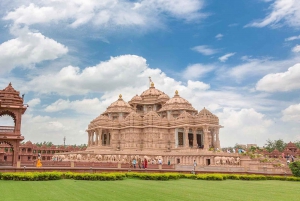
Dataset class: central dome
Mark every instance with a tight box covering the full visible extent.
[140,82,164,98]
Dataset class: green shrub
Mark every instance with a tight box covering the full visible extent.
[289,161,300,177]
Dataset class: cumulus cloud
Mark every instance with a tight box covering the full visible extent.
[225,56,300,82]
[218,108,273,146]
[282,103,300,122]
[3,0,206,29]
[21,113,88,144]
[27,98,41,107]
[45,98,104,115]
[285,35,300,41]
[182,63,215,80]
[256,63,300,92]
[0,29,68,73]
[292,45,300,53]
[191,45,218,55]
[215,33,223,40]
[187,80,210,90]
[246,0,300,28]
[218,52,235,62]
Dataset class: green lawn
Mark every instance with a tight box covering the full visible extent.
[0,179,299,201]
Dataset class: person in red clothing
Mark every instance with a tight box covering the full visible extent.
[144,158,148,169]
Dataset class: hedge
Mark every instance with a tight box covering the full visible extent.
[289,161,300,177]
[0,172,300,182]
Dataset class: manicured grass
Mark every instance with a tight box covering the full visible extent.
[0,179,299,201]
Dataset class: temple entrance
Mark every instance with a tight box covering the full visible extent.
[188,133,193,147]
[178,132,183,146]
[206,159,211,166]
[197,134,202,148]
[102,133,110,146]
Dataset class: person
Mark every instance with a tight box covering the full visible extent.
[144,158,148,169]
[286,154,290,165]
[138,158,141,169]
[158,158,162,165]
[193,160,197,171]
[132,158,136,168]
[232,149,235,153]
[168,160,170,165]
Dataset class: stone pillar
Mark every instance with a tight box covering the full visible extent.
[203,126,210,150]
[98,129,102,146]
[193,128,197,148]
[87,132,90,146]
[216,128,221,149]
[95,131,99,146]
[184,127,189,148]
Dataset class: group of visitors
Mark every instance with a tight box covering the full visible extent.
[132,158,148,169]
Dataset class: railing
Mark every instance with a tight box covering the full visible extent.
[0,126,14,133]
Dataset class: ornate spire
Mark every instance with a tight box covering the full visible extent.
[175,90,179,96]
[119,94,122,99]
[150,82,154,88]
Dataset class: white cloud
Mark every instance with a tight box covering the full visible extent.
[218,108,273,146]
[3,0,206,29]
[191,45,218,55]
[45,98,104,115]
[225,55,300,82]
[182,63,215,80]
[218,52,235,62]
[246,0,300,28]
[27,98,41,107]
[285,35,300,41]
[21,113,88,145]
[282,103,300,122]
[292,45,300,53]
[0,29,68,73]
[256,63,300,92]
[187,80,210,90]
[215,33,223,40]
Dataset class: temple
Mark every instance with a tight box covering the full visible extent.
[86,82,222,154]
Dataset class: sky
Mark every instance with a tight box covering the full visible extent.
[0,0,300,147]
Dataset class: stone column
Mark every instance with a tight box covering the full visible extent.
[92,132,95,146]
[193,128,197,148]
[184,127,189,148]
[95,131,99,146]
[87,131,91,146]
[203,126,210,150]
[98,129,102,146]
[216,128,221,149]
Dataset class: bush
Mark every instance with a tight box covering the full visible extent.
[1,172,62,181]
[289,161,300,177]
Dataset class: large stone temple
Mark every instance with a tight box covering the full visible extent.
[86,82,222,155]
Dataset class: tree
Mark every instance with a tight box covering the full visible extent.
[289,161,300,177]
[294,141,300,149]
[265,139,286,152]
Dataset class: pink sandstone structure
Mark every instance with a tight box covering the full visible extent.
[76,82,230,165]
[0,83,27,166]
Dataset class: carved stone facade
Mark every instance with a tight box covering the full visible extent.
[0,83,27,166]
[86,83,222,157]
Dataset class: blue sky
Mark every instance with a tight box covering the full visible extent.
[0,0,300,147]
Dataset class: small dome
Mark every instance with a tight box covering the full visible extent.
[198,107,219,124]
[158,93,170,101]
[103,94,133,114]
[130,94,142,102]
[159,90,197,112]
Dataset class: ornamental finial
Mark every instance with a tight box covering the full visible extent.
[151,82,154,87]
[119,94,122,99]
[175,90,178,95]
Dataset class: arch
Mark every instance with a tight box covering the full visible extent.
[0,110,17,126]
